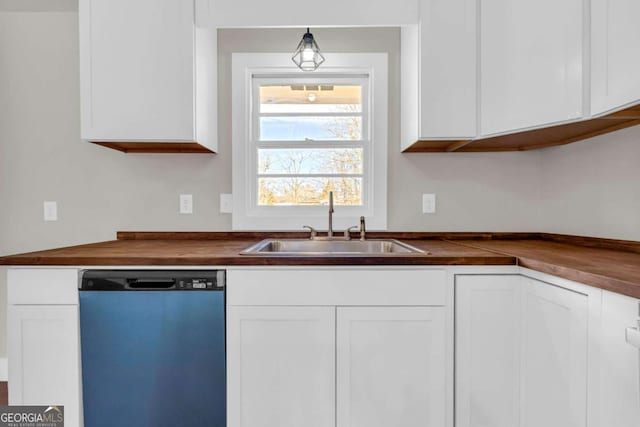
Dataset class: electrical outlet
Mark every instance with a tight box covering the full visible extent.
[422,194,436,214]
[44,201,58,221]
[180,194,193,214]
[220,193,233,214]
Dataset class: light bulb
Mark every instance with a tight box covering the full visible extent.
[302,47,315,62]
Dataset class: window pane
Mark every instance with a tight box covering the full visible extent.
[258,148,363,175]
[260,85,362,114]
[258,177,363,206]
[259,116,362,141]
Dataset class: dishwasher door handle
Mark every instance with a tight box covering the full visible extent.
[626,326,640,349]
[127,278,176,289]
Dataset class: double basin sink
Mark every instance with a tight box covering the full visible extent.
[241,239,426,256]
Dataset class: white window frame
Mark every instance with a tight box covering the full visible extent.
[252,75,368,209]
[232,53,388,231]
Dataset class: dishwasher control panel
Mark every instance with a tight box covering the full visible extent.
[80,270,226,291]
[180,278,217,289]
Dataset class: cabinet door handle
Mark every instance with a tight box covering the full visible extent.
[626,327,640,349]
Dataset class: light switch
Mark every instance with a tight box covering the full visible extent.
[422,194,436,214]
[44,201,58,221]
[180,194,193,214]
[220,194,233,214]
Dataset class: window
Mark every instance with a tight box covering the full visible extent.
[255,78,366,207]
[232,53,387,231]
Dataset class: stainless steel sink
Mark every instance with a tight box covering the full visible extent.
[240,239,426,256]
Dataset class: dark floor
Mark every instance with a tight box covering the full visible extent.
[0,382,7,405]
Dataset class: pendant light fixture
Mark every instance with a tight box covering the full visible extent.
[292,28,325,71]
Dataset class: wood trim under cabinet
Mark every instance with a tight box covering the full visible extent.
[403,104,640,152]
[91,141,215,154]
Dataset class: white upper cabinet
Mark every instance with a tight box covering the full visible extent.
[591,0,640,116]
[479,0,584,136]
[401,0,640,152]
[401,0,477,149]
[79,0,217,151]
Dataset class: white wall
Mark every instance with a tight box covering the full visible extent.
[539,126,640,241]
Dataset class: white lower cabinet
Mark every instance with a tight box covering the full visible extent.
[456,274,591,427]
[520,276,588,427]
[226,306,336,427]
[455,275,521,427]
[599,291,640,427]
[8,305,81,427]
[227,305,447,427]
[7,268,82,427]
[336,307,446,427]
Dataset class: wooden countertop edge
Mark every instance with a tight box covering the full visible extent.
[516,257,640,298]
[0,255,516,267]
[445,239,640,300]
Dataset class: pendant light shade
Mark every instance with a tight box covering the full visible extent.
[292,28,325,71]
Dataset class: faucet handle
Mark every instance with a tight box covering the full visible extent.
[359,216,366,241]
[302,225,317,240]
[344,226,358,240]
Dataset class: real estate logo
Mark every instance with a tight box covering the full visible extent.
[0,406,64,427]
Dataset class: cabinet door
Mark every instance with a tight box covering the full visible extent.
[520,277,588,427]
[336,307,446,427]
[480,0,583,136]
[80,0,195,141]
[592,0,640,115]
[227,306,335,427]
[599,291,640,427]
[456,275,521,427]
[419,0,476,139]
[7,305,81,427]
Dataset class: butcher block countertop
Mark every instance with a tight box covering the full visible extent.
[0,233,515,267]
[1,231,640,299]
[453,238,640,299]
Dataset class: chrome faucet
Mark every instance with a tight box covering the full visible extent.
[319,191,359,240]
[328,191,334,239]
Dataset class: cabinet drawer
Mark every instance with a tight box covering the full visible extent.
[227,268,447,306]
[8,269,79,305]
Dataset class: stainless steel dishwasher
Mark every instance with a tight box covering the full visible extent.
[79,270,226,427]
